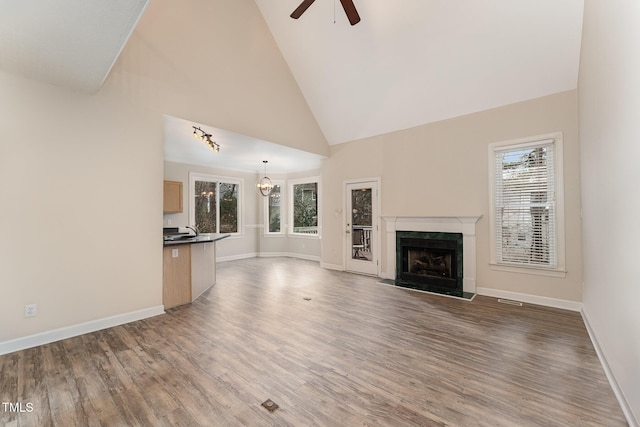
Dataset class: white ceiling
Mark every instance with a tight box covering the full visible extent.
[0,0,584,171]
[255,0,585,145]
[163,115,325,174]
[0,0,148,93]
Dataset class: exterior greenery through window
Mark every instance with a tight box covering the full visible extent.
[192,174,240,234]
[490,134,564,272]
[292,181,318,235]
[267,184,281,233]
[351,189,372,228]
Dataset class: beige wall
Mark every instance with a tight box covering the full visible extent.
[0,71,164,343]
[0,0,327,346]
[322,90,582,302]
[579,0,640,422]
[118,0,328,157]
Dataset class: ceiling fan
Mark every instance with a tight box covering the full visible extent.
[290,0,361,26]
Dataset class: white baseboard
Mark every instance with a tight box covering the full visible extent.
[582,308,638,427]
[218,253,321,263]
[217,253,258,262]
[476,287,582,312]
[0,305,165,356]
[320,262,343,271]
[258,252,320,262]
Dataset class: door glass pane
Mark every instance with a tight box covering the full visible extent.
[351,188,372,261]
[195,180,217,233]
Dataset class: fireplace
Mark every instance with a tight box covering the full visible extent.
[396,231,463,296]
[381,215,481,299]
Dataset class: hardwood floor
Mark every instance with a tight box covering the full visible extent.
[1,257,627,426]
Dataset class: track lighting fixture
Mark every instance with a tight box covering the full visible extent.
[192,126,220,153]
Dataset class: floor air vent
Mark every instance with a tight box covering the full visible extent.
[261,399,279,412]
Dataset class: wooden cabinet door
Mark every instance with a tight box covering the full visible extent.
[163,245,191,308]
[163,180,183,213]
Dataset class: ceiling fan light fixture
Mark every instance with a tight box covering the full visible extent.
[290,0,316,19]
[339,0,360,25]
[290,0,360,25]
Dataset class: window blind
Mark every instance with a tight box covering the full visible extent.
[494,140,556,267]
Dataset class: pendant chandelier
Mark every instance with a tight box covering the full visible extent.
[257,160,274,197]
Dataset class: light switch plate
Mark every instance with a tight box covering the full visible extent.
[172,248,179,258]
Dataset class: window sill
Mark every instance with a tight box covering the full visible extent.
[489,263,567,278]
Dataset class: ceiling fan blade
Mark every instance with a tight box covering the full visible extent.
[290,0,316,19]
[339,0,361,25]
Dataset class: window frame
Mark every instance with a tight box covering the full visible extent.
[263,180,285,236]
[189,172,243,236]
[288,176,321,238]
[488,132,566,277]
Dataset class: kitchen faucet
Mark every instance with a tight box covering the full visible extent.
[186,225,199,236]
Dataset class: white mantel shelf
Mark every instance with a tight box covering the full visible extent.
[381,215,482,294]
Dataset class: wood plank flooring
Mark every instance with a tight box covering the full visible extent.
[1,257,627,426]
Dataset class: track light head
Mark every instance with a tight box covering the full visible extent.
[191,125,220,153]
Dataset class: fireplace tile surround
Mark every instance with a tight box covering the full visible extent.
[381,216,481,299]
[396,231,464,295]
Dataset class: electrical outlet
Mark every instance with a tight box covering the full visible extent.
[24,304,38,317]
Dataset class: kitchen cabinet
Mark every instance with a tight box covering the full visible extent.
[163,180,183,213]
[163,245,191,308]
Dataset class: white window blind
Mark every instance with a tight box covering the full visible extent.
[494,139,556,268]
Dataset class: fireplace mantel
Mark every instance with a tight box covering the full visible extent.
[382,216,481,294]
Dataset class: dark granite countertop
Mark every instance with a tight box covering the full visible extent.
[163,233,231,246]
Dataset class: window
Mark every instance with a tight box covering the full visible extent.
[488,133,565,276]
[190,173,242,234]
[289,177,320,236]
[264,182,283,234]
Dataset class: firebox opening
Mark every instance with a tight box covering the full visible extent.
[394,231,465,297]
[408,248,453,278]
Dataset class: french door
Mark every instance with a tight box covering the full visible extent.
[345,179,379,276]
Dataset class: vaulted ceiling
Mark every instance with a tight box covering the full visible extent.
[0,0,584,167]
[0,0,148,93]
[256,0,584,145]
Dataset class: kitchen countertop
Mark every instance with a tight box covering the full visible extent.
[163,233,231,246]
